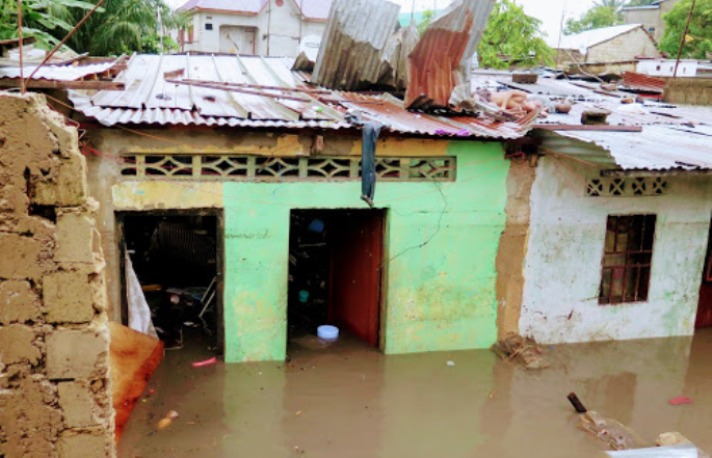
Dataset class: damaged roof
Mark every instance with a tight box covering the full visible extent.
[68,53,534,139]
[472,72,712,172]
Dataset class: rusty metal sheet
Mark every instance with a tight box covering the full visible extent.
[405,0,495,109]
[312,0,400,90]
[340,93,534,139]
[621,71,665,93]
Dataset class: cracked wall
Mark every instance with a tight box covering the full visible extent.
[0,93,114,457]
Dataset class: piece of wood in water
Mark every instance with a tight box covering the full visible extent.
[109,322,164,442]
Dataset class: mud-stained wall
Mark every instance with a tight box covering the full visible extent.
[0,93,114,457]
[495,159,536,339]
[520,155,712,344]
[90,129,508,362]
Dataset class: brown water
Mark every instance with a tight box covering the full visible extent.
[118,330,712,458]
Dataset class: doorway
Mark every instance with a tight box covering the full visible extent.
[219,25,256,54]
[696,219,712,329]
[287,209,386,350]
[118,211,223,353]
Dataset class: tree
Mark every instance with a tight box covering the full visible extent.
[478,0,554,69]
[564,5,622,34]
[0,0,96,49]
[659,0,712,59]
[67,0,182,55]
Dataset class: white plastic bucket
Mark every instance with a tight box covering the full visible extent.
[317,325,339,341]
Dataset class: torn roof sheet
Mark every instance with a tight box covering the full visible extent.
[69,53,532,140]
[0,61,120,82]
[548,125,712,171]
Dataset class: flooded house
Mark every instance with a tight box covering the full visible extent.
[65,52,533,363]
[471,73,712,346]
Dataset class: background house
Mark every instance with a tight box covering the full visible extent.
[551,24,659,74]
[622,0,680,41]
[178,0,332,56]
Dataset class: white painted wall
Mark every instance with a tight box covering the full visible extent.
[637,59,699,77]
[183,3,327,56]
[519,156,712,344]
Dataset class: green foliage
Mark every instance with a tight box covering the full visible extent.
[564,5,622,34]
[659,0,712,59]
[477,0,554,69]
[0,0,181,55]
[416,10,434,36]
[0,0,96,49]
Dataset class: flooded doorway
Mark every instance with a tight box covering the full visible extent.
[118,211,223,354]
[287,209,385,350]
[696,218,712,329]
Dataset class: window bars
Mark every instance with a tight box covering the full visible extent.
[599,214,657,305]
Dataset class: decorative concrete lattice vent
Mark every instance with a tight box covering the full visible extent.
[586,177,668,197]
[120,154,457,182]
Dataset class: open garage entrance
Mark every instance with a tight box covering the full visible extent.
[118,211,223,354]
[287,209,386,352]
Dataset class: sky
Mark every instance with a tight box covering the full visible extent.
[166,0,597,41]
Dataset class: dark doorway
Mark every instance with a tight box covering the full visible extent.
[118,211,223,354]
[696,219,712,329]
[287,209,385,350]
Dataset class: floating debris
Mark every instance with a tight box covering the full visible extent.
[491,333,549,369]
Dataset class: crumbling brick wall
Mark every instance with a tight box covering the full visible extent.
[0,93,115,457]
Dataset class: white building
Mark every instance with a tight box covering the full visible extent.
[178,0,332,57]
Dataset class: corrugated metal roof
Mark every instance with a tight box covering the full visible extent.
[178,0,268,13]
[312,0,401,90]
[548,24,643,52]
[405,0,495,109]
[341,93,536,139]
[68,53,534,139]
[621,71,665,93]
[291,0,333,21]
[544,125,712,171]
[0,61,120,82]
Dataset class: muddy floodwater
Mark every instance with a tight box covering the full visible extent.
[118,330,712,457]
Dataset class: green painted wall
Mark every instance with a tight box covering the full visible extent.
[223,142,510,362]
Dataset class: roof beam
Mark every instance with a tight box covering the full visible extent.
[0,79,125,90]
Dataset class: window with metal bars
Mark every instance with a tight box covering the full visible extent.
[599,214,656,305]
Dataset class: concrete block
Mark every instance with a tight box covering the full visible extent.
[57,431,109,458]
[58,381,99,428]
[0,233,43,280]
[55,213,94,264]
[0,324,40,365]
[57,158,87,207]
[0,280,42,324]
[46,328,107,380]
[44,272,94,323]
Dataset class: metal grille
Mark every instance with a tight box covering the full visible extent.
[599,214,656,305]
[120,154,456,182]
[586,177,668,197]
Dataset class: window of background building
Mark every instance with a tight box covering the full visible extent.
[599,214,656,304]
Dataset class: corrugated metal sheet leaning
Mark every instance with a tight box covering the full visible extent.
[406,0,495,109]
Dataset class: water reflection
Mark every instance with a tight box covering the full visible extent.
[118,330,712,458]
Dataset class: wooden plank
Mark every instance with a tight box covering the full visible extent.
[0,78,125,90]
